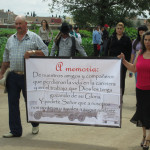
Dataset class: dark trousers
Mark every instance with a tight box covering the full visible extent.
[6,72,39,136]
[93,44,99,56]
[121,64,127,96]
[43,40,49,46]
[102,39,108,56]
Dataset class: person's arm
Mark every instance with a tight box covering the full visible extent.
[77,33,82,45]
[24,34,49,59]
[0,62,10,79]
[104,37,111,56]
[24,50,45,59]
[118,52,138,73]
[75,39,87,56]
[130,54,135,63]
[50,42,57,56]
[49,28,53,41]
[124,37,132,62]
[39,27,42,37]
[0,41,10,79]
[130,40,136,63]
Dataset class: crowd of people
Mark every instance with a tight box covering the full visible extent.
[0,15,150,150]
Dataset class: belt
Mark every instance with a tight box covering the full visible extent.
[13,71,24,75]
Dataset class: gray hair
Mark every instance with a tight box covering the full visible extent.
[15,15,26,22]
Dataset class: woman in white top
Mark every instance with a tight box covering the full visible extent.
[74,26,82,45]
[39,19,53,46]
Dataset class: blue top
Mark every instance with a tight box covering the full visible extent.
[92,30,101,44]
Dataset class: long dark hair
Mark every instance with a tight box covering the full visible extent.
[41,19,49,30]
[133,25,148,50]
[140,30,150,55]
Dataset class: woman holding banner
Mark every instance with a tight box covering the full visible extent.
[118,30,150,150]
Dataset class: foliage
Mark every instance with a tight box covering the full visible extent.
[44,0,150,27]
[79,30,92,38]
[108,27,137,40]
[30,24,39,31]
[0,28,16,37]
[0,27,138,64]
[0,37,7,65]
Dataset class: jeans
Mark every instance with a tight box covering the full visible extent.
[6,72,39,136]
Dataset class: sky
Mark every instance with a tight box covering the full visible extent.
[0,0,149,18]
[0,0,66,17]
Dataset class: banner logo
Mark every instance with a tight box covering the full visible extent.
[56,62,63,71]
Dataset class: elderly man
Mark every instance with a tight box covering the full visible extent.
[0,15,48,138]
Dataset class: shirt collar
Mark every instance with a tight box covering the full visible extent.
[13,29,30,40]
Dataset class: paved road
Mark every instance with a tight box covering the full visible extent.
[0,72,142,150]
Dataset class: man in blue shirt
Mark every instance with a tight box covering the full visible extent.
[93,26,101,56]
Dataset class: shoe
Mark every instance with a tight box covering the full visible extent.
[32,126,39,134]
[3,132,14,138]
[143,140,150,150]
[141,136,146,147]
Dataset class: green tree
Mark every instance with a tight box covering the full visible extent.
[43,0,150,27]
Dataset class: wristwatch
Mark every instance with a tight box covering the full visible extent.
[32,50,36,55]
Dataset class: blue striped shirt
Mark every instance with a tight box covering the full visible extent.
[92,30,101,45]
[3,30,48,72]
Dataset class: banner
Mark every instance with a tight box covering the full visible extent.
[25,57,122,127]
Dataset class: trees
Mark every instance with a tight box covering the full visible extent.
[43,0,150,27]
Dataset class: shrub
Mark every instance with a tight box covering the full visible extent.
[108,27,137,40]
[0,28,16,37]
[0,37,7,65]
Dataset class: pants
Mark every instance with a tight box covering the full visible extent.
[102,39,108,56]
[6,72,39,136]
[121,64,127,96]
[93,44,99,56]
[43,40,49,46]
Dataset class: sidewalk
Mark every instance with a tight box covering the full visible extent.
[0,73,142,150]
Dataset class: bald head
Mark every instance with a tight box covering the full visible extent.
[15,15,26,22]
[15,15,27,35]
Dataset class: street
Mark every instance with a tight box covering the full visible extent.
[0,72,142,150]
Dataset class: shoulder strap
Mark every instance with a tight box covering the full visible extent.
[71,36,76,57]
[56,37,61,56]
[56,36,76,57]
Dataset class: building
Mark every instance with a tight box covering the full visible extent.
[25,16,62,25]
[0,9,16,24]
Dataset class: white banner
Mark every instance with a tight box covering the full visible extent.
[25,57,122,127]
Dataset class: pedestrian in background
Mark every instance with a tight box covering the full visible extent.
[50,22,87,57]
[39,19,53,46]
[105,22,132,99]
[74,26,82,45]
[102,24,109,55]
[129,25,148,82]
[118,30,150,150]
[92,26,101,56]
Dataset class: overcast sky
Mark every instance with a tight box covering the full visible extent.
[0,0,65,17]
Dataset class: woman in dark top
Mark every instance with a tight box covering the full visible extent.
[105,22,132,99]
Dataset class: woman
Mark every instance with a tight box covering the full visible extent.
[130,25,148,82]
[118,31,150,150]
[104,22,132,98]
[74,26,82,45]
[39,19,53,46]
